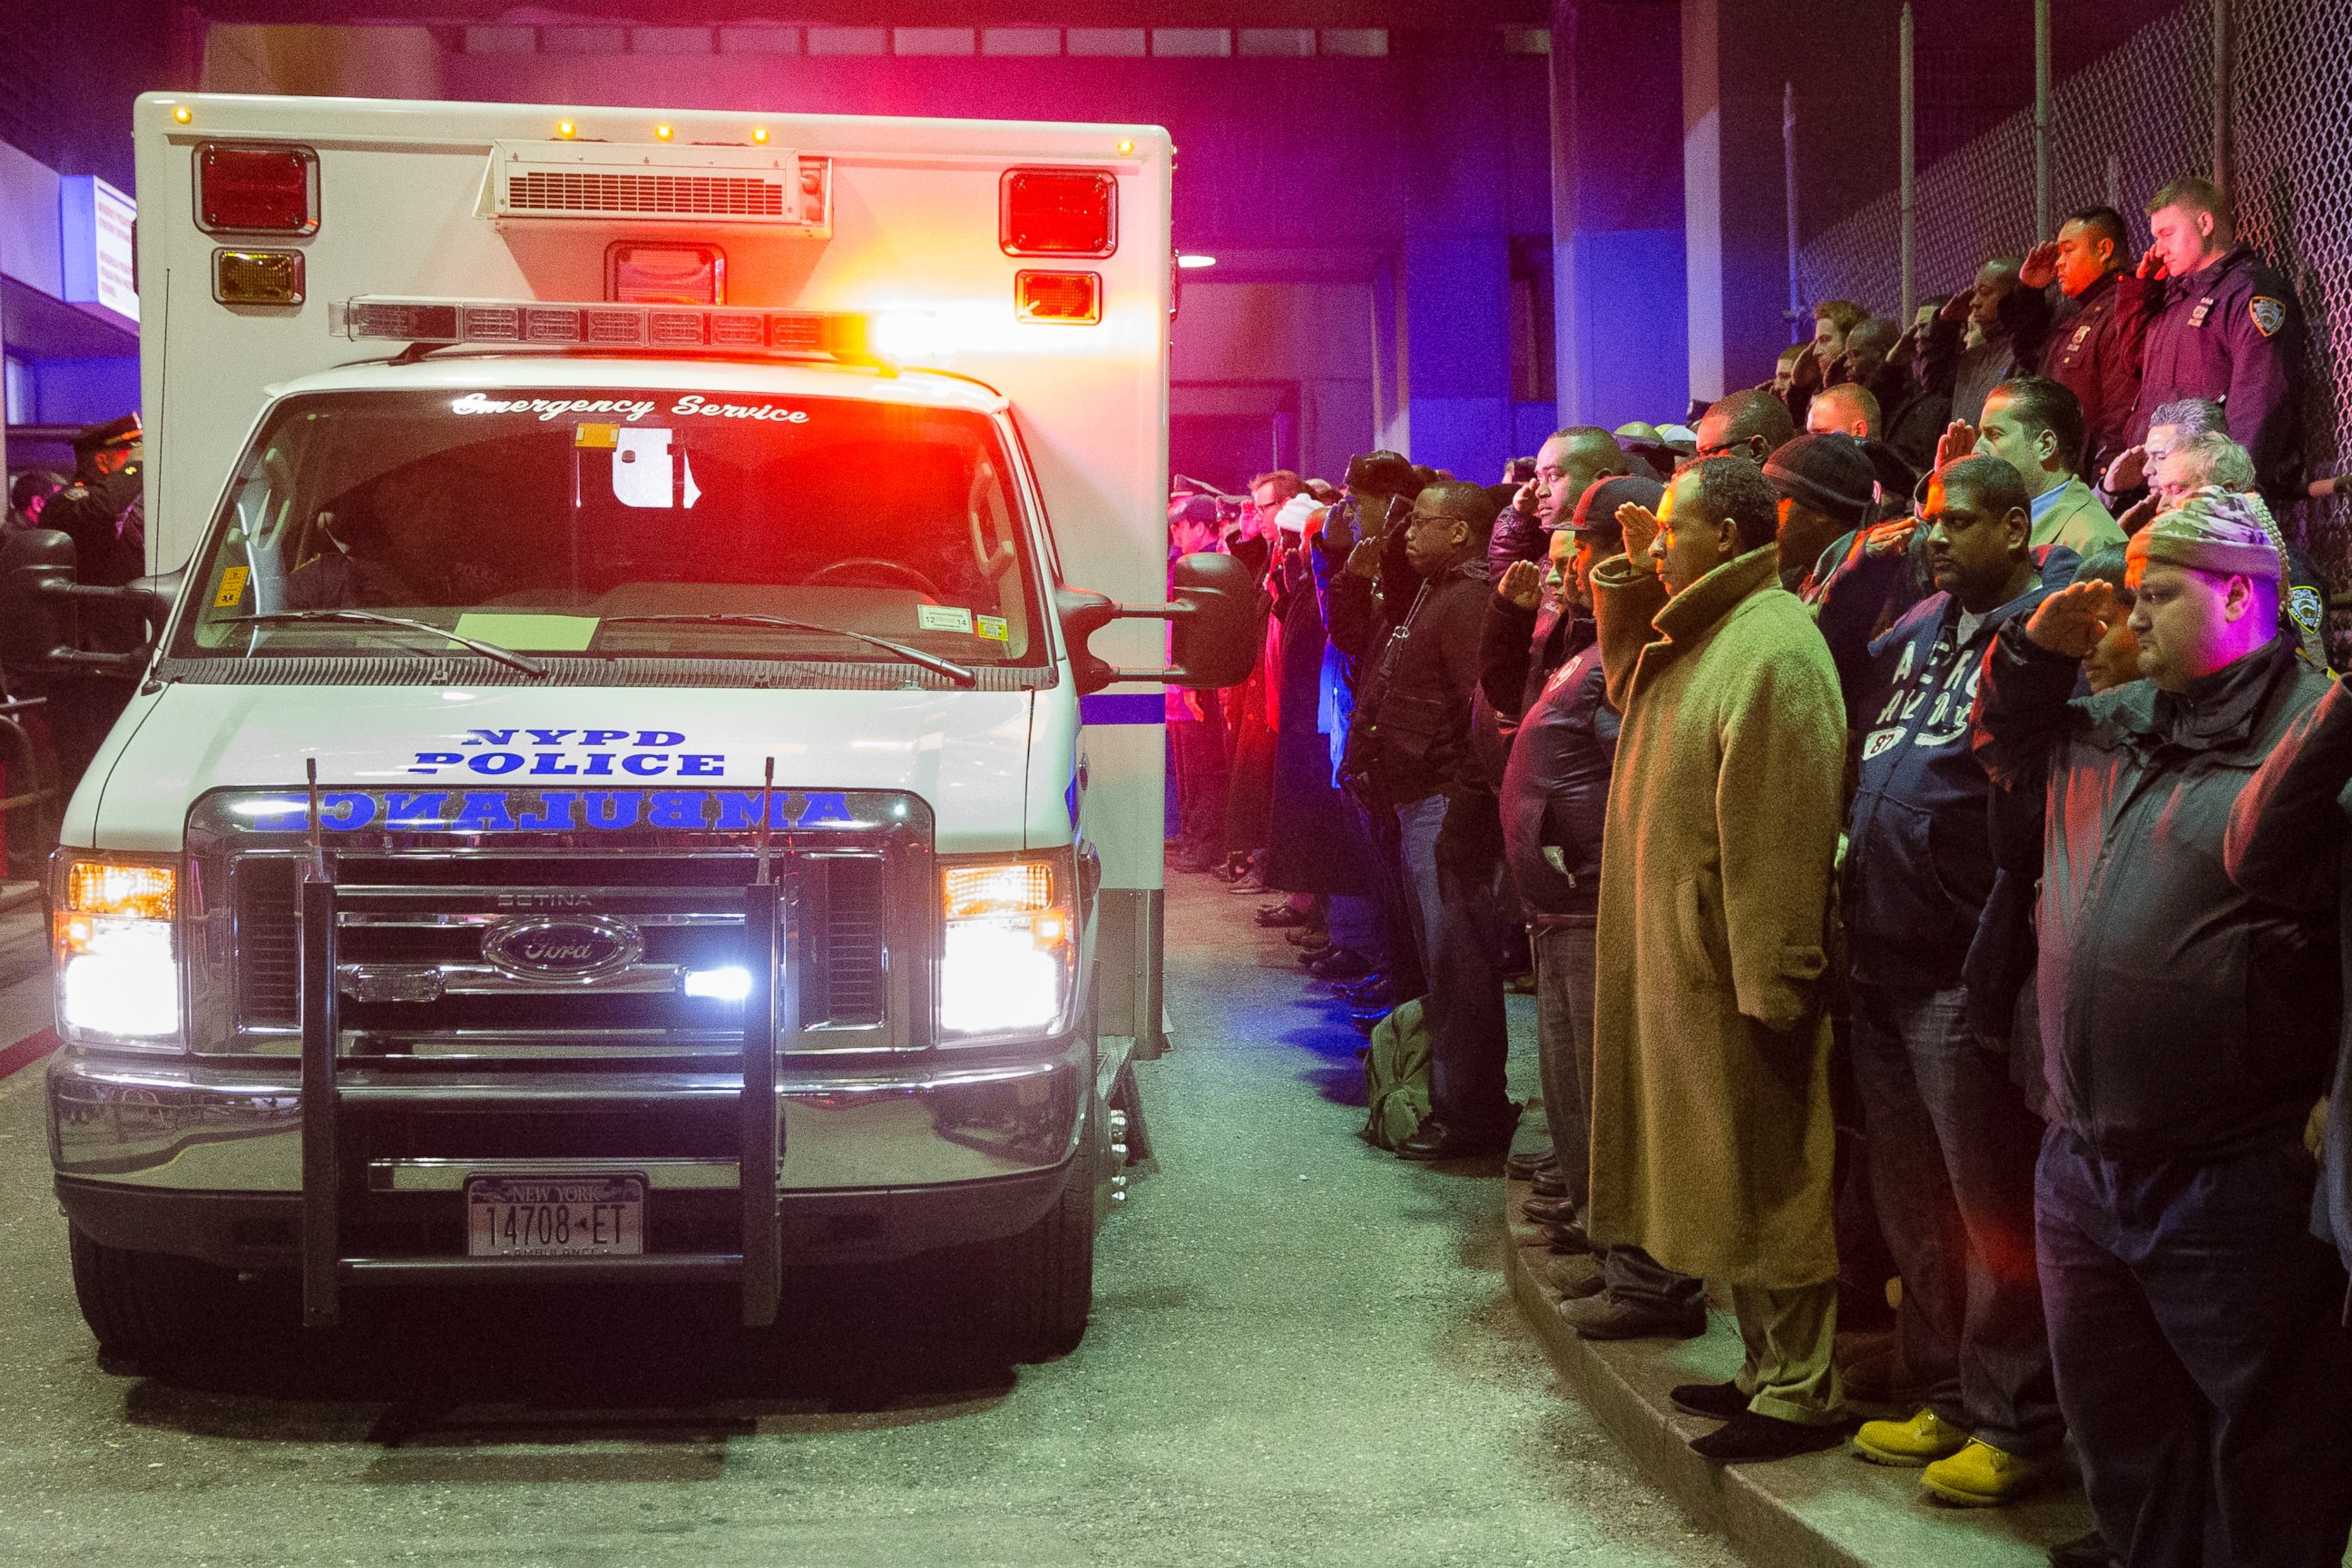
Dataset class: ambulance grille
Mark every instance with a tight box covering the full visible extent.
[505,172,787,220]
[229,851,891,1038]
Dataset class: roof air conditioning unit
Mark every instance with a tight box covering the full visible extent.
[479,141,830,235]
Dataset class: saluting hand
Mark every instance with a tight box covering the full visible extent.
[1498,558,1544,611]
[1615,502,1662,562]
[2020,241,2061,291]
[1344,537,1383,582]
[2104,443,2150,495]
[2024,579,2128,659]
[1859,516,1917,559]
[1936,419,1979,471]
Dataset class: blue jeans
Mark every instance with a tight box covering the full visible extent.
[1849,980,2060,1456]
[1393,793,1514,1132]
[2037,1129,2352,1567]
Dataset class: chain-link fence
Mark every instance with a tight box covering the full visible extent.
[1798,0,2352,617]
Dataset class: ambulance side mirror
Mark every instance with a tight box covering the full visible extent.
[1053,551,1270,695]
[0,528,172,674]
[0,529,82,669]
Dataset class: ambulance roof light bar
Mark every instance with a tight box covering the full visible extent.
[328,296,881,366]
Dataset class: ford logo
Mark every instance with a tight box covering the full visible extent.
[482,915,643,982]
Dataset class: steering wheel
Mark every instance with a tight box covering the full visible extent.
[804,557,944,598]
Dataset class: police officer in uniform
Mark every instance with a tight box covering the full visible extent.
[2016,206,2148,483]
[2124,177,2305,506]
[36,413,147,789]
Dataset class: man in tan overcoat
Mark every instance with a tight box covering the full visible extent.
[1587,455,1850,1465]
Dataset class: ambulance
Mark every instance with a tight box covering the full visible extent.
[2,93,1260,1363]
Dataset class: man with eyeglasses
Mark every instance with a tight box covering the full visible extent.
[1344,480,1519,1161]
[1690,387,1798,466]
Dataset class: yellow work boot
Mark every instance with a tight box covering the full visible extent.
[1920,1438,2053,1506]
[1849,1407,1968,1467]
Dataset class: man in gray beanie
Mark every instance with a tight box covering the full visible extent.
[1972,486,2350,1564]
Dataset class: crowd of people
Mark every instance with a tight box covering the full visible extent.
[1165,173,2352,1568]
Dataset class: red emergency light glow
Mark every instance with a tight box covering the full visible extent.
[1000,168,1117,259]
[196,142,319,236]
[1014,270,1102,325]
[607,241,726,305]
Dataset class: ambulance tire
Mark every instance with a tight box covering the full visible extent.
[68,1227,233,1366]
[987,1132,1097,1362]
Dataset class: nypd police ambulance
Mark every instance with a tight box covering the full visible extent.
[3,92,1259,1361]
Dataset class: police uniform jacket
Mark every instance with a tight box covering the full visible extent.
[2129,245,2305,500]
[2032,271,2150,479]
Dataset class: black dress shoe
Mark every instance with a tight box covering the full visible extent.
[1285,925,1332,948]
[1255,904,1314,928]
[1527,1165,1571,1199]
[1504,1146,1555,1181]
[1687,1409,1849,1464]
[1308,948,1374,982]
[1520,1193,1583,1227]
[1560,1290,1705,1340]
[1670,1381,1750,1421]
[1394,1120,1514,1162]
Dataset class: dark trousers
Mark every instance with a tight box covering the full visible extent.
[1169,710,1228,854]
[1394,793,1513,1133]
[1355,794,1424,1003]
[1850,981,2060,1455]
[2037,1128,2352,1567]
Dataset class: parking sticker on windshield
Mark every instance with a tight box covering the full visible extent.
[975,614,1009,642]
[917,604,975,634]
[574,423,619,448]
[211,565,250,607]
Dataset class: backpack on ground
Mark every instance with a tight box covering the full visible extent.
[1360,998,1432,1151]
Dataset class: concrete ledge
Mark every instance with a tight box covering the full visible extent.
[1502,1178,2094,1568]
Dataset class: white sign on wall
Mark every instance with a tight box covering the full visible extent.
[59,175,138,326]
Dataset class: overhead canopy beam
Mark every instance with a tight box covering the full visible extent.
[180,1,1553,26]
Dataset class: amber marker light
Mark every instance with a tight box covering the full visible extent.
[751,127,769,144]
[654,122,675,142]
[555,119,577,139]
[1116,138,1133,154]
[173,105,192,123]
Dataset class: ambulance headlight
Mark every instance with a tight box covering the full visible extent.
[54,857,183,1048]
[938,853,1075,1042]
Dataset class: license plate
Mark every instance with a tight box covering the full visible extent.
[466,1173,644,1258]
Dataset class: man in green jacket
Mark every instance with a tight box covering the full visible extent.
[1588,456,1851,1464]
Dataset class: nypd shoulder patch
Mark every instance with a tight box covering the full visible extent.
[2290,583,2325,637]
[2249,296,2288,338]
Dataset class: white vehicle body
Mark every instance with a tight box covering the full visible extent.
[46,92,1182,1352]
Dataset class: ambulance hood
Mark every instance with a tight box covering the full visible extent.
[82,681,1052,855]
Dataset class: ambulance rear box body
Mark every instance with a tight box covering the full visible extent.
[25,93,1244,1362]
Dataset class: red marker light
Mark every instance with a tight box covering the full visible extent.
[196,142,319,235]
[1000,168,1117,258]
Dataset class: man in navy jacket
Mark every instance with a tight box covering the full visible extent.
[1814,455,2070,1506]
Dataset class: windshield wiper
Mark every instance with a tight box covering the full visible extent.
[221,610,550,679]
[600,613,978,687]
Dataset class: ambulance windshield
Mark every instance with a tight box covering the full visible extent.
[173,387,1045,671]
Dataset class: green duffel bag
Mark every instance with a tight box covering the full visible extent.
[1360,997,1432,1151]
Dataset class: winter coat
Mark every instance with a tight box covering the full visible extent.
[2128,244,2306,502]
[1267,548,1372,897]
[2223,677,2352,1275]
[2031,270,2150,480]
[1973,629,2336,1160]
[1818,548,2071,988]
[1346,554,1491,806]
[1499,639,1616,924]
[1473,591,1592,786]
[1587,544,1847,1289]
